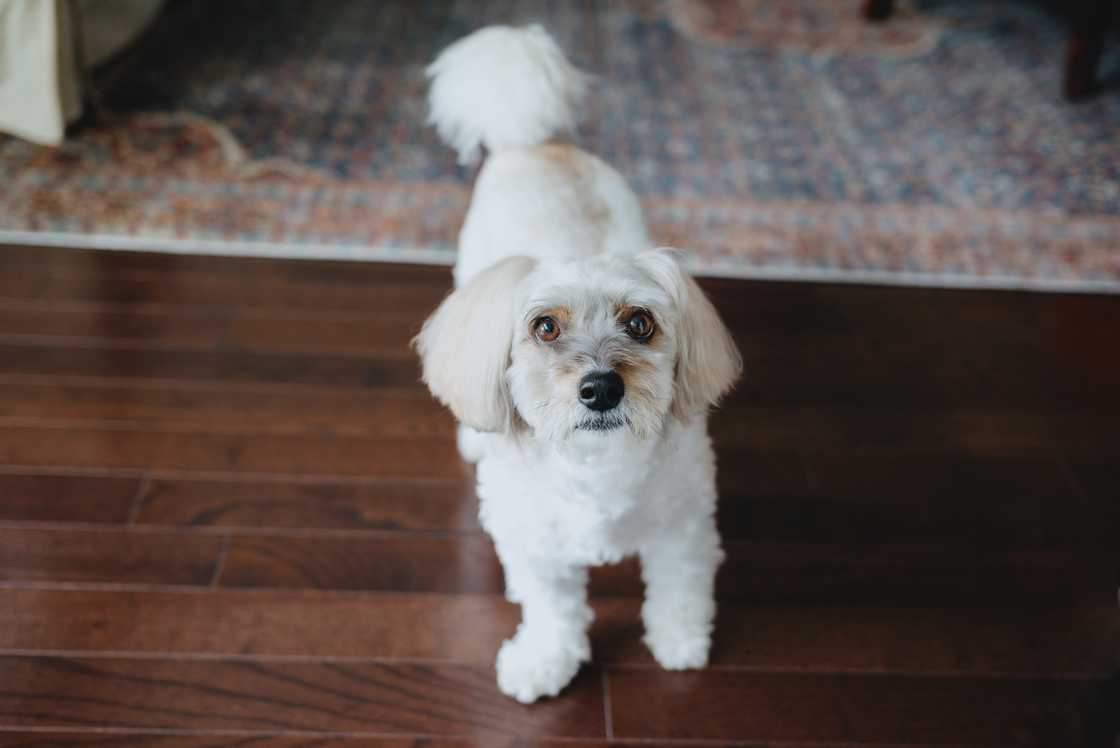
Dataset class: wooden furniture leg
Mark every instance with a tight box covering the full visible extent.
[863,0,895,22]
[1065,0,1113,100]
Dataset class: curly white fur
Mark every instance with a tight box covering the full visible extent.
[426,24,589,166]
[418,25,741,704]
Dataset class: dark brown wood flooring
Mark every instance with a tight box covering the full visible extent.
[0,245,1116,746]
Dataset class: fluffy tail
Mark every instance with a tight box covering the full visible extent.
[426,25,589,165]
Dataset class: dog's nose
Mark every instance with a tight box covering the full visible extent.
[578,371,625,412]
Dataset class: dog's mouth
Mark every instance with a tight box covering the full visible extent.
[574,413,629,432]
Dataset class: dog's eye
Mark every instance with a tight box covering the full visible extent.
[533,316,561,342]
[624,310,655,341]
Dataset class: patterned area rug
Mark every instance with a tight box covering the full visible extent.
[1,0,1119,290]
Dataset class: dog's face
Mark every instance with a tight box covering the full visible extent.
[415,250,741,442]
[506,258,678,440]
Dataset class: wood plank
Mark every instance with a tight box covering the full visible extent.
[718,453,1109,547]
[0,528,223,586]
[1031,291,1120,369]
[0,588,514,663]
[1065,459,1120,550]
[1043,413,1120,457]
[0,475,139,524]
[216,533,1116,606]
[0,378,1084,463]
[606,669,1097,744]
[0,387,1099,465]
[0,378,1081,457]
[0,427,167,472]
[0,736,991,748]
[1068,459,1120,504]
[62,449,1092,546]
[713,451,808,501]
[682,277,1047,342]
[134,477,478,532]
[0,245,450,288]
[6,244,1096,334]
[1,248,1117,747]
[0,735,557,747]
[3,521,1104,606]
[709,404,1054,456]
[729,336,1095,410]
[122,448,1101,544]
[0,656,604,738]
[218,534,503,594]
[0,304,228,347]
[0,265,447,314]
[593,544,1117,606]
[0,379,1085,459]
[5,246,1115,360]
[224,313,421,355]
[704,283,1113,389]
[600,601,1120,676]
[1,588,1116,677]
[145,432,462,479]
[0,426,462,479]
[6,326,1084,409]
[0,381,451,439]
[701,542,1118,606]
[14,246,1025,330]
[0,333,1111,414]
[0,344,421,390]
[0,302,421,356]
[2,321,1109,413]
[5,448,1091,549]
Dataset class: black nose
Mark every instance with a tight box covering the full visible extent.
[578,371,625,412]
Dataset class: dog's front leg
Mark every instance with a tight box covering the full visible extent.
[494,557,592,703]
[639,515,725,670]
[456,424,486,463]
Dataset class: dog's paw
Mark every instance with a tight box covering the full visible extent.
[643,626,711,670]
[495,634,584,704]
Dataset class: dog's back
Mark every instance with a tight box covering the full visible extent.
[426,25,649,286]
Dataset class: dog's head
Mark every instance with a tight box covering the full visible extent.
[414,249,741,441]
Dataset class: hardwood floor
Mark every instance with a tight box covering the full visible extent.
[0,245,1116,746]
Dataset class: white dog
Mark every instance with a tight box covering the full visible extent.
[416,25,742,703]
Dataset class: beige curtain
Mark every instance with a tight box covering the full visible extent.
[0,0,81,145]
[0,0,163,145]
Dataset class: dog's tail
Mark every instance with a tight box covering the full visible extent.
[426,25,589,166]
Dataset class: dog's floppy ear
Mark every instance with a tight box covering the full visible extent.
[414,256,536,432]
[636,249,742,420]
